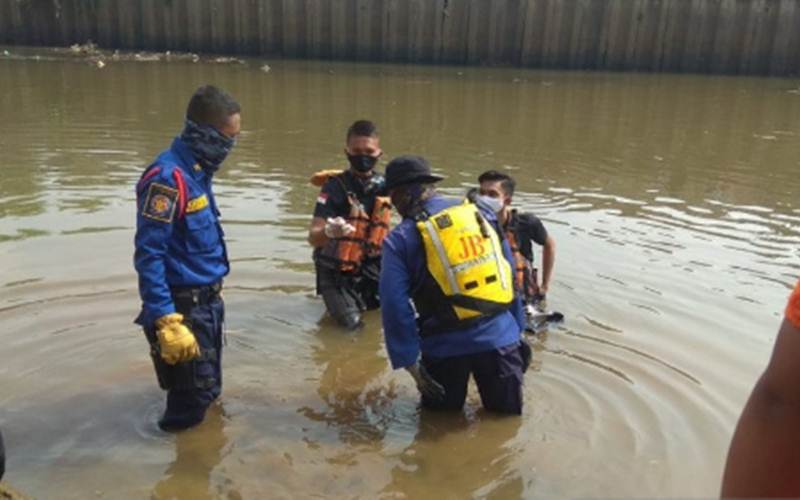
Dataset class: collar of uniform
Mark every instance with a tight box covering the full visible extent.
[171,136,207,181]
[343,169,371,195]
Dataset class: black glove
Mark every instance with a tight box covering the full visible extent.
[406,362,446,402]
[519,339,533,372]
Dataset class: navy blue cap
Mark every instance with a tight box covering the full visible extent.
[384,155,445,191]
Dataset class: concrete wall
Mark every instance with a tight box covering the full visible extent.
[1,0,799,75]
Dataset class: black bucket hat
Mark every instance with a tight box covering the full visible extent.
[384,155,445,191]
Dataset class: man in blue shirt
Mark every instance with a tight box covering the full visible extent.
[134,85,241,431]
[379,156,530,414]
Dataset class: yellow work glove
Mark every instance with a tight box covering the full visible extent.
[155,313,201,365]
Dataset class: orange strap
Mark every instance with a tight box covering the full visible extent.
[785,280,800,328]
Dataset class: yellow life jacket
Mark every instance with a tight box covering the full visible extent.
[416,202,514,322]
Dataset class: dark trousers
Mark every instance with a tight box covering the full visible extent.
[316,261,380,330]
[143,289,224,431]
[421,342,528,415]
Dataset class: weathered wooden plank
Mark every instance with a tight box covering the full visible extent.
[0,0,12,44]
[119,0,141,50]
[409,0,425,62]
[465,0,486,64]
[680,0,703,72]
[429,0,445,63]
[698,0,722,73]
[95,0,114,48]
[605,0,634,70]
[304,0,321,58]
[330,0,347,59]
[139,0,158,50]
[623,0,644,70]
[266,0,284,56]
[159,0,180,51]
[768,0,797,75]
[487,0,504,63]
[540,0,558,67]
[741,0,778,75]
[69,0,87,45]
[442,0,470,64]
[567,0,588,69]
[634,0,663,71]
[354,0,370,60]
[53,0,71,46]
[394,0,410,62]
[207,0,227,53]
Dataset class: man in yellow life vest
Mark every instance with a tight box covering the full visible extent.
[308,120,392,330]
[380,156,530,414]
[477,170,557,327]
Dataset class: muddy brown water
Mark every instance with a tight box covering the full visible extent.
[1,48,800,498]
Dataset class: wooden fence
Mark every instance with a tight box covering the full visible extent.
[1,0,799,75]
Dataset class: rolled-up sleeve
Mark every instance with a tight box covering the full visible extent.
[380,230,421,369]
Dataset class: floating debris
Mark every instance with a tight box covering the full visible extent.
[51,42,248,68]
[210,56,245,64]
[260,64,271,73]
[133,53,161,62]
[68,41,99,55]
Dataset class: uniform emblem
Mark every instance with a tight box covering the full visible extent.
[435,214,453,229]
[142,182,178,223]
[317,192,328,205]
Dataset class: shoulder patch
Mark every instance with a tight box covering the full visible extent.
[186,194,209,213]
[316,192,329,205]
[142,182,178,223]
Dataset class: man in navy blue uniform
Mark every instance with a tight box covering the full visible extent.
[134,85,241,431]
[379,156,531,414]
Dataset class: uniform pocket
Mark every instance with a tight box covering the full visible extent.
[183,209,220,253]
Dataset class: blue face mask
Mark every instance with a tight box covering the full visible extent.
[180,119,236,174]
[477,194,504,214]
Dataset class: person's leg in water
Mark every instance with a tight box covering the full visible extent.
[317,262,363,330]
[419,353,471,411]
[471,343,525,415]
[151,293,224,431]
[357,259,381,311]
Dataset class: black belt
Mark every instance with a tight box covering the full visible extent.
[170,282,222,307]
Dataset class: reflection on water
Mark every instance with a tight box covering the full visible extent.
[1,51,800,497]
[151,405,237,500]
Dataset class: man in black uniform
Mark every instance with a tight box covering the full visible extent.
[477,170,556,309]
[308,120,390,330]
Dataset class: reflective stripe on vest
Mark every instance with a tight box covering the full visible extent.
[416,202,514,322]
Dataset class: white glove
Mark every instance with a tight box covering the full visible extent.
[324,217,356,239]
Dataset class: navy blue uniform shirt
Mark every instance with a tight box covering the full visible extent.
[380,195,526,369]
[134,137,229,326]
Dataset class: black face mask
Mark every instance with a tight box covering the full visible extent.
[347,154,378,173]
[392,184,426,219]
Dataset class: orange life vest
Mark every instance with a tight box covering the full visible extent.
[313,170,393,273]
[336,194,392,272]
[505,227,540,299]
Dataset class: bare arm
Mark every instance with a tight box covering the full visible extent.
[721,317,800,497]
[539,236,555,294]
[308,216,329,248]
